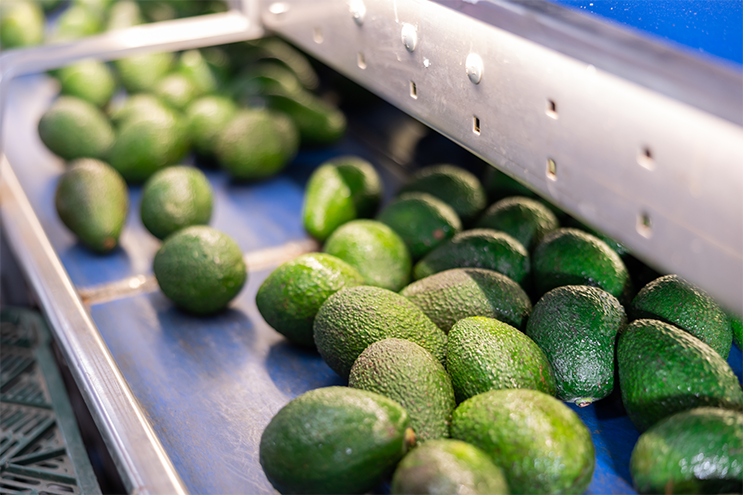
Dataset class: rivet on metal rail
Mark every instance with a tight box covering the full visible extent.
[350,0,366,26]
[465,53,483,84]
[402,23,417,52]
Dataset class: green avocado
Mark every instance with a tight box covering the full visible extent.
[377,192,462,260]
[617,319,743,432]
[153,73,200,111]
[451,388,595,495]
[106,0,143,31]
[51,4,103,42]
[313,285,447,380]
[140,166,213,240]
[391,439,509,495]
[264,89,346,146]
[55,158,128,253]
[446,317,555,403]
[476,196,559,251]
[38,96,114,161]
[349,338,456,442]
[153,226,246,315]
[731,313,743,350]
[256,253,364,347]
[414,229,530,287]
[630,274,733,359]
[526,285,626,405]
[400,164,487,224]
[107,102,189,183]
[58,60,116,108]
[114,51,174,93]
[533,227,631,301]
[260,386,412,495]
[215,109,299,180]
[185,95,237,157]
[302,156,382,241]
[323,220,411,292]
[401,268,532,333]
[630,407,743,494]
[0,1,44,49]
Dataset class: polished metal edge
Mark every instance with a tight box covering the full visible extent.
[434,0,743,126]
[0,155,189,494]
[78,238,320,307]
[264,0,743,313]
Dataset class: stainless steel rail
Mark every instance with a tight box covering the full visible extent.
[0,6,263,493]
[264,0,743,313]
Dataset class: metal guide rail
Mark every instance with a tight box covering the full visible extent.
[263,0,743,313]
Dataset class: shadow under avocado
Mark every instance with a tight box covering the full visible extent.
[265,340,345,397]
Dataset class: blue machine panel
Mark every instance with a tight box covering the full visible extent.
[551,0,743,65]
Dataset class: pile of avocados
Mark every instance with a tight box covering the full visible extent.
[257,161,743,494]
[36,25,346,315]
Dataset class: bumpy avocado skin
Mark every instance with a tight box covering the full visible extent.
[401,268,531,333]
[256,253,364,347]
[446,317,555,403]
[349,338,456,442]
[378,192,462,260]
[526,285,626,405]
[400,164,487,224]
[617,319,743,432]
[55,159,128,253]
[414,229,530,287]
[732,314,743,350]
[476,196,559,251]
[260,387,410,495]
[451,388,595,495]
[533,228,631,301]
[152,226,246,315]
[323,220,412,292]
[313,286,447,380]
[630,407,743,495]
[630,274,733,359]
[391,439,509,495]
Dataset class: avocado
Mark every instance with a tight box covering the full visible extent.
[106,0,143,31]
[185,95,237,157]
[178,49,225,95]
[630,407,743,494]
[114,51,174,93]
[451,388,595,495]
[232,37,320,91]
[313,285,447,380]
[349,338,456,442]
[630,274,733,359]
[482,167,536,203]
[323,220,411,292]
[0,1,44,49]
[400,165,487,224]
[51,4,103,42]
[108,102,189,183]
[55,159,128,253]
[264,89,347,147]
[108,94,168,127]
[533,227,631,301]
[447,317,555,402]
[617,319,743,432]
[413,229,530,287]
[567,218,630,257]
[401,268,531,333]
[229,63,305,103]
[476,196,559,251]
[391,439,509,495]
[377,192,462,260]
[153,73,200,111]
[526,285,626,405]
[38,96,114,161]
[731,313,743,350]
[260,386,412,495]
[303,156,382,241]
[140,166,213,240]
[153,226,246,315]
[256,253,364,347]
[58,60,116,108]
[215,109,299,180]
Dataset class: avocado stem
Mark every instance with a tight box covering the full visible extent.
[404,427,416,450]
[576,399,594,407]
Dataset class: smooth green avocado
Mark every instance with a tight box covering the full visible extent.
[256,253,364,347]
[38,96,114,161]
[476,196,559,251]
